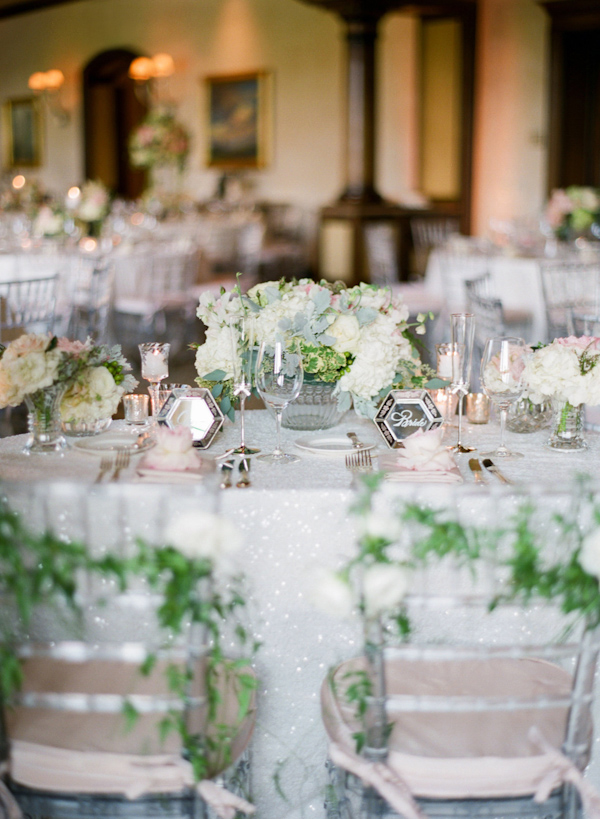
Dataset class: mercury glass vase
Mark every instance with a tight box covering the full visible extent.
[281,378,348,430]
[547,399,587,451]
[23,382,68,454]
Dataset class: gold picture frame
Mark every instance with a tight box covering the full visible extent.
[205,71,271,169]
[3,97,42,168]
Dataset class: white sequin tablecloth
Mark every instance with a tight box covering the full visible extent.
[1,410,600,818]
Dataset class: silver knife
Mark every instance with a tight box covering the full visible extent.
[468,458,488,484]
[347,431,364,449]
[482,458,514,485]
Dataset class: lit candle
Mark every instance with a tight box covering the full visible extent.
[437,353,455,379]
[144,349,169,379]
[466,393,490,424]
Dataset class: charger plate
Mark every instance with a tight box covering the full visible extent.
[72,432,155,455]
[294,435,376,455]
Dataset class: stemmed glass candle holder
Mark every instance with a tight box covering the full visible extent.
[255,339,303,464]
[435,342,459,425]
[230,316,260,455]
[449,313,476,453]
[480,336,527,459]
[139,342,170,418]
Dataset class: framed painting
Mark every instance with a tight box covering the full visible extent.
[3,97,42,168]
[205,71,271,169]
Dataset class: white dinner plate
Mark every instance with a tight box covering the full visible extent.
[73,432,155,455]
[294,435,377,455]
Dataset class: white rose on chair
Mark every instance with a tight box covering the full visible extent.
[362,563,409,618]
[578,530,600,580]
[165,511,243,571]
[61,365,124,423]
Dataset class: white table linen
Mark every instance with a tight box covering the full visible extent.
[1,411,600,819]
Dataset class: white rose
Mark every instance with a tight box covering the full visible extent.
[363,563,409,617]
[87,365,116,397]
[579,530,600,580]
[165,511,242,571]
[328,315,362,355]
[312,570,354,618]
[356,511,402,542]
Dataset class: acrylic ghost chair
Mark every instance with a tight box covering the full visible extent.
[539,260,600,341]
[321,486,600,819]
[0,480,257,819]
[67,258,115,345]
[409,217,460,279]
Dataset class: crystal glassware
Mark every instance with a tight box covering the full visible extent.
[230,316,260,455]
[449,313,475,453]
[480,336,527,459]
[138,342,170,418]
[255,339,303,464]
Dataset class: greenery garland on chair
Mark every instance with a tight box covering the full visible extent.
[0,492,258,784]
[316,473,600,751]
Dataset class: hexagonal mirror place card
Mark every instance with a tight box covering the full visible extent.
[374,388,443,448]
[157,387,224,449]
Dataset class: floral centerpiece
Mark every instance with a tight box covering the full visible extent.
[32,203,66,238]
[60,340,137,436]
[194,278,434,428]
[0,334,88,452]
[72,180,110,237]
[545,186,600,241]
[129,107,190,172]
[522,336,600,450]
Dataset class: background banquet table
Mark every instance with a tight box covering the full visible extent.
[1,411,600,819]
[425,247,549,343]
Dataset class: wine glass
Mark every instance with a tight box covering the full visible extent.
[230,316,260,455]
[449,313,475,453]
[255,339,303,464]
[139,342,170,418]
[480,336,527,459]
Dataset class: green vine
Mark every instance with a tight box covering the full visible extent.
[0,495,257,782]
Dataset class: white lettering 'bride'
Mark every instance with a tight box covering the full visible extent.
[390,409,427,429]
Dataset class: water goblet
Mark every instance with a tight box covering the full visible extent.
[138,342,170,418]
[449,313,476,453]
[230,316,260,455]
[480,336,527,459]
[255,339,303,464]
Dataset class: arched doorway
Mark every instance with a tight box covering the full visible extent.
[83,48,147,199]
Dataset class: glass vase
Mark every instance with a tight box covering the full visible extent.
[23,383,68,454]
[547,400,587,451]
[506,398,552,433]
[281,378,347,430]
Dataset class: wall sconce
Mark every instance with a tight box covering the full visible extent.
[28,69,70,126]
[128,53,175,105]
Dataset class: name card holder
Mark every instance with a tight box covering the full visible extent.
[374,388,443,449]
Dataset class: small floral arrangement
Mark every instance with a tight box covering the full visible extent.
[60,340,137,423]
[73,179,110,226]
[195,278,434,420]
[129,107,190,171]
[545,186,600,241]
[32,203,65,237]
[522,336,600,408]
[0,333,85,408]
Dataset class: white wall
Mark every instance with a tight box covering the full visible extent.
[0,0,552,231]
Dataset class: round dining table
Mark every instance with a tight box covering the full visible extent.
[1,409,600,819]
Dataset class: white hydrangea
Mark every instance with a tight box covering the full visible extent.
[195,324,239,381]
[253,290,312,343]
[579,530,600,580]
[61,366,121,423]
[523,340,600,407]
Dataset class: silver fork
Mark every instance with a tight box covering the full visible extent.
[345,449,373,474]
[95,456,113,484]
[110,450,130,482]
